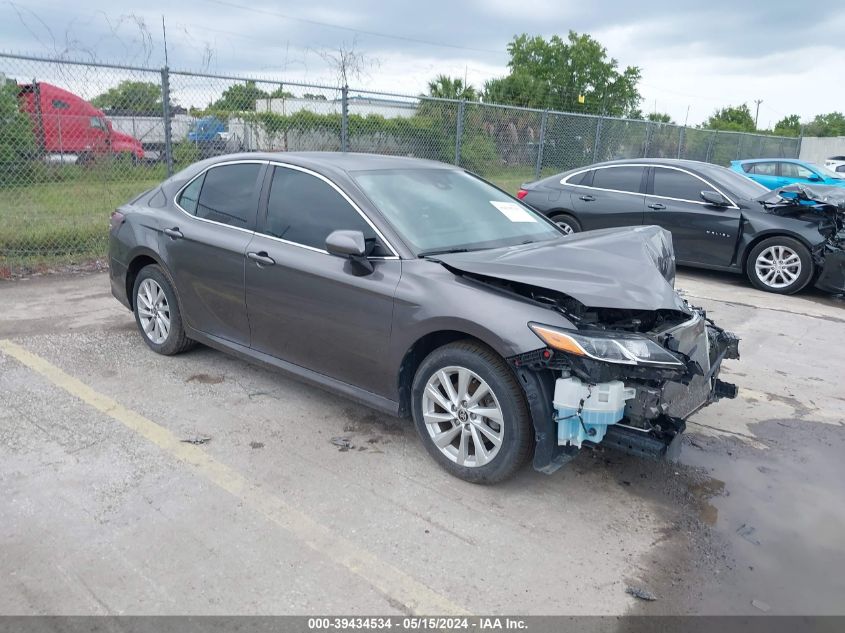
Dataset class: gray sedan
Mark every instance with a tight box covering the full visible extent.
[109,152,738,483]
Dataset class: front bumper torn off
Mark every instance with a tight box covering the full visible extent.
[512,315,740,474]
[814,242,845,294]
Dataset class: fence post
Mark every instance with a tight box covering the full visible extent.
[592,117,603,162]
[643,121,652,158]
[736,134,743,160]
[341,85,349,152]
[797,125,805,159]
[677,125,685,159]
[454,99,465,166]
[160,66,173,177]
[534,110,548,179]
[705,132,716,163]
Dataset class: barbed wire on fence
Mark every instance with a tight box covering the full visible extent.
[0,52,802,276]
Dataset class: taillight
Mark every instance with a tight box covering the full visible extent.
[516,189,528,200]
[110,210,125,232]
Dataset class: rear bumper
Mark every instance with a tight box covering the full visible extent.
[109,256,131,310]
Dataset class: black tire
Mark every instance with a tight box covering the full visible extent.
[411,341,533,484]
[746,236,813,295]
[132,264,195,355]
[549,212,581,235]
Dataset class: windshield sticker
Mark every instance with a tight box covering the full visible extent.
[489,201,537,222]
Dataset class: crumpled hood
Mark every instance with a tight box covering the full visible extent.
[436,225,689,312]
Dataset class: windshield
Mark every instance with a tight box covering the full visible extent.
[700,164,768,200]
[812,163,845,180]
[352,169,561,255]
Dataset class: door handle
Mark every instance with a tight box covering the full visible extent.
[163,227,183,239]
[579,194,596,202]
[647,203,666,210]
[247,251,275,266]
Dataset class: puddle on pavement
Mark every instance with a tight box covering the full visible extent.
[677,418,845,614]
[686,477,725,526]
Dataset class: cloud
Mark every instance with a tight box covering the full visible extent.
[1,0,844,125]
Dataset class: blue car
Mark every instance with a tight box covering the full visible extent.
[730,158,845,189]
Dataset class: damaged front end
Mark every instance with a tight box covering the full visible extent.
[435,225,740,473]
[761,184,845,294]
[511,307,739,473]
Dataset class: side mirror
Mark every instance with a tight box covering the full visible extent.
[325,229,373,274]
[700,190,729,207]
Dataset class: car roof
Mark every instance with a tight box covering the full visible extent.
[584,157,727,170]
[733,158,805,165]
[201,151,455,174]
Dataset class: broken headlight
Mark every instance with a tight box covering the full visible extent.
[528,322,686,368]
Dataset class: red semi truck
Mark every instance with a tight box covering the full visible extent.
[17,82,145,164]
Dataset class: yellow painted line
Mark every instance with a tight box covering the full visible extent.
[0,339,467,616]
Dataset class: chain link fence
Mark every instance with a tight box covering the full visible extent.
[0,52,802,276]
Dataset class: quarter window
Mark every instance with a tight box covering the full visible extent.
[51,99,70,109]
[590,166,644,193]
[652,168,707,202]
[194,163,262,228]
[265,167,385,254]
[177,173,205,215]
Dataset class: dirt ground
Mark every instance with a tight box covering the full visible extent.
[1,268,843,615]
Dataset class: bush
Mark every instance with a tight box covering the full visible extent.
[0,82,37,186]
[173,141,201,167]
[460,134,500,175]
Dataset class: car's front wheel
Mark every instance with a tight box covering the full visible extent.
[746,236,813,294]
[132,264,195,355]
[411,341,533,483]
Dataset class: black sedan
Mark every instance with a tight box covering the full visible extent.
[517,158,845,295]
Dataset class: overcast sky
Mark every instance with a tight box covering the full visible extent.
[2,0,844,128]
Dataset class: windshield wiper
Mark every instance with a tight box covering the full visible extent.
[417,248,471,258]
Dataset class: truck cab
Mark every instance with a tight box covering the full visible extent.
[17,82,145,164]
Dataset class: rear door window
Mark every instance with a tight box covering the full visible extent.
[748,162,777,175]
[652,168,707,202]
[590,166,644,193]
[194,163,263,228]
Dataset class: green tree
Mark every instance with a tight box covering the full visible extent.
[483,32,642,116]
[804,112,845,137]
[647,112,673,123]
[302,93,327,100]
[426,75,477,101]
[773,114,801,137]
[269,86,295,99]
[0,81,36,185]
[704,104,755,132]
[90,80,162,113]
[211,81,270,111]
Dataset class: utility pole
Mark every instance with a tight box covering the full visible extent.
[753,99,763,130]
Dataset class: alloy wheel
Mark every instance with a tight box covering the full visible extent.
[136,278,171,344]
[555,220,575,235]
[421,366,504,467]
[754,245,802,289]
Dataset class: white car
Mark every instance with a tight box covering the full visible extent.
[825,156,845,173]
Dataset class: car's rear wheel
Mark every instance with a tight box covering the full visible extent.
[549,213,581,235]
[411,341,533,484]
[746,236,813,294]
[132,264,195,355]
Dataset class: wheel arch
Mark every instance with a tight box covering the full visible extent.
[125,249,168,309]
[397,330,500,418]
[740,230,816,273]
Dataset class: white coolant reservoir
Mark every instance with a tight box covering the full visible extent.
[553,377,636,447]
